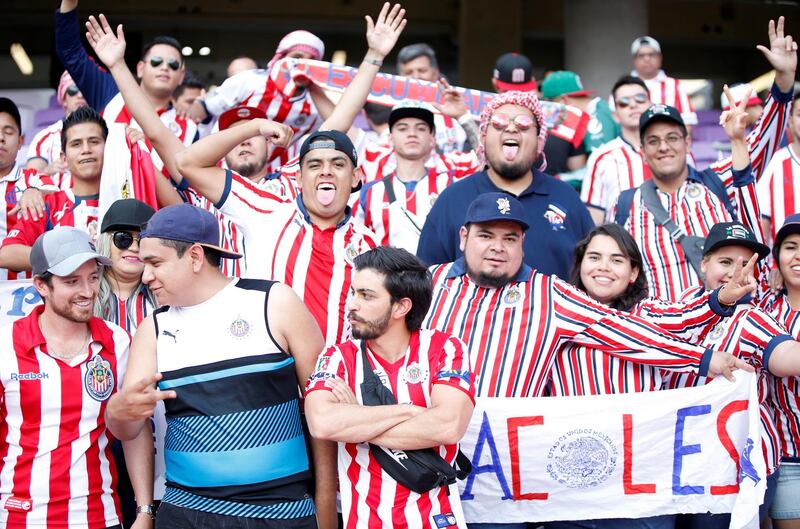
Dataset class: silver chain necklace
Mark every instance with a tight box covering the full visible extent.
[40,323,91,361]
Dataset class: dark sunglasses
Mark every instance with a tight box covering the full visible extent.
[149,56,181,71]
[112,231,140,250]
[615,93,650,108]
[65,84,80,97]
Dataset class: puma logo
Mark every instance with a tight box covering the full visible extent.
[161,329,180,343]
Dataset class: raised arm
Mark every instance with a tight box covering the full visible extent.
[318,2,407,135]
[56,0,118,111]
[85,15,184,184]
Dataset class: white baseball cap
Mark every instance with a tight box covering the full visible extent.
[631,36,661,56]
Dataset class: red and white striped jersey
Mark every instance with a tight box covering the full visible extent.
[306,329,474,529]
[216,170,378,345]
[99,286,155,335]
[3,190,100,249]
[424,259,711,398]
[101,92,198,178]
[181,169,299,278]
[581,137,651,217]
[433,114,468,154]
[0,305,130,529]
[757,145,800,243]
[0,165,58,281]
[359,144,479,185]
[635,70,698,126]
[548,289,727,396]
[26,120,63,168]
[355,149,479,251]
[759,292,800,460]
[201,68,322,173]
[661,301,791,475]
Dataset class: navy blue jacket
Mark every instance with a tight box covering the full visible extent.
[416,170,594,279]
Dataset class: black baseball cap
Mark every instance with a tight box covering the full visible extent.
[702,221,769,260]
[140,203,242,260]
[493,53,538,93]
[101,199,156,233]
[0,97,22,134]
[299,130,361,191]
[773,213,800,261]
[464,192,529,231]
[388,101,435,132]
[639,104,685,136]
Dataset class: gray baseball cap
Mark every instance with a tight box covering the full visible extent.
[31,227,111,277]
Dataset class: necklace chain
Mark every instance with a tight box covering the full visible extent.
[40,321,91,361]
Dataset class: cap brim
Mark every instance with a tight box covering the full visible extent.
[198,243,243,260]
[705,239,770,261]
[494,79,538,93]
[102,222,143,233]
[773,222,800,260]
[566,89,595,97]
[48,252,112,276]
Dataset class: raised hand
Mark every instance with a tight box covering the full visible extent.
[107,372,176,423]
[365,3,407,59]
[257,119,294,148]
[756,16,797,91]
[719,84,750,141]
[708,351,755,382]
[433,78,468,119]
[85,14,126,70]
[718,254,758,305]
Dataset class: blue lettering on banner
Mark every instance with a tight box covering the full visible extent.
[10,372,49,381]
[672,404,711,495]
[327,64,346,88]
[461,412,513,501]
[389,77,410,101]
[6,286,41,317]
[371,73,389,97]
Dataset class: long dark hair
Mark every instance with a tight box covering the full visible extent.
[569,224,649,311]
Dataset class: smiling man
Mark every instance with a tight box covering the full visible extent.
[613,17,797,301]
[0,107,108,272]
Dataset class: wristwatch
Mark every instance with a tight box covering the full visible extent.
[136,504,156,520]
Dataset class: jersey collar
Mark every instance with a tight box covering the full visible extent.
[296,194,353,229]
[445,256,533,283]
[16,304,117,356]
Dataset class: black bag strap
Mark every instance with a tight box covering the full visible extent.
[640,180,705,279]
[382,174,397,205]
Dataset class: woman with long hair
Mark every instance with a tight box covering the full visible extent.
[546,224,750,529]
[93,198,157,528]
[94,198,156,332]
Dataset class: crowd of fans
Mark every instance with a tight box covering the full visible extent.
[1,1,800,529]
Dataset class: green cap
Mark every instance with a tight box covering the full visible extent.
[541,71,594,99]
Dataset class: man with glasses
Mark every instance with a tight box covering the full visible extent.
[630,35,697,128]
[417,90,594,279]
[611,17,796,301]
[580,76,655,225]
[56,0,198,180]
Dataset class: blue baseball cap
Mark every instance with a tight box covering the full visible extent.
[464,192,529,231]
[140,204,242,260]
[773,213,800,261]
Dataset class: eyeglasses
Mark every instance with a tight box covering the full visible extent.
[65,84,80,97]
[489,113,535,132]
[112,231,140,250]
[148,56,181,71]
[643,133,686,150]
[615,93,649,108]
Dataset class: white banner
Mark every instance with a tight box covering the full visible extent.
[459,372,765,528]
[0,280,41,328]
